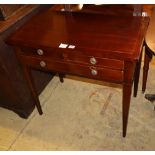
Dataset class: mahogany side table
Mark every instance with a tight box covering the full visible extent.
[7,8,149,137]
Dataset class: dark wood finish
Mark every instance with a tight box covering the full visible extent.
[0,5,40,32]
[141,5,155,108]
[142,47,153,92]
[134,48,143,97]
[19,46,124,70]
[23,65,43,115]
[7,6,149,136]
[0,5,25,20]
[123,61,136,137]
[0,4,52,118]
[58,73,65,83]
[19,54,124,83]
[142,7,155,93]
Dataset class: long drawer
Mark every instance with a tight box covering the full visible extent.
[20,55,124,83]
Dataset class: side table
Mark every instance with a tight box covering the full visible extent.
[7,8,149,136]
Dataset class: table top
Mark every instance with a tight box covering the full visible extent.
[7,7,149,60]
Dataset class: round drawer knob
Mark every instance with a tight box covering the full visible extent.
[90,57,97,65]
[91,69,98,75]
[40,61,46,67]
[37,49,44,55]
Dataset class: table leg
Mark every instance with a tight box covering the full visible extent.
[23,65,43,115]
[142,47,153,93]
[123,61,136,137]
[58,73,65,83]
[133,50,142,97]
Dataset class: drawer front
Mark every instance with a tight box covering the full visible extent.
[66,53,123,70]
[20,47,64,60]
[20,55,123,83]
[19,47,124,70]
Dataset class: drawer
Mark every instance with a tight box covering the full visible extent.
[19,47,124,70]
[66,53,123,70]
[20,55,123,83]
[20,47,64,60]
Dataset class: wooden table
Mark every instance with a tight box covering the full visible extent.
[142,7,155,103]
[7,7,149,137]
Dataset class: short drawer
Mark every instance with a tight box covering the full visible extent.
[20,55,123,83]
[19,47,64,60]
[19,47,124,70]
[66,53,124,70]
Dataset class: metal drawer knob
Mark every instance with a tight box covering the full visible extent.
[40,61,46,67]
[91,69,98,75]
[90,57,97,65]
[37,49,44,55]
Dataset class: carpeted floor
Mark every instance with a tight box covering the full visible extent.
[0,67,155,150]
